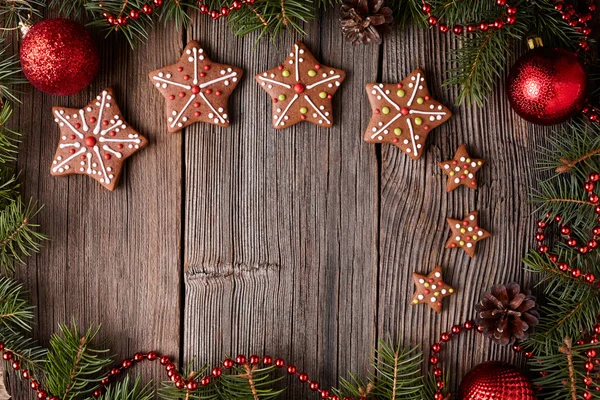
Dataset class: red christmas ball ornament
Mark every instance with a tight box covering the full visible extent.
[459,361,536,400]
[20,19,100,96]
[506,41,587,126]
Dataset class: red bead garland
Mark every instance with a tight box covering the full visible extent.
[100,0,255,28]
[535,171,600,290]
[553,0,596,52]
[421,0,517,36]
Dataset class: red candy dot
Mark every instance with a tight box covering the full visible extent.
[102,120,109,126]
[401,107,410,116]
[314,64,320,69]
[191,86,200,94]
[169,95,175,100]
[206,89,212,95]
[374,109,380,114]
[89,117,96,123]
[215,91,221,96]
[277,65,283,70]
[397,83,403,89]
[300,115,306,120]
[183,75,190,80]
[80,155,86,160]
[74,123,81,129]
[117,144,124,149]
[70,135,76,140]
[424,95,430,101]
[193,102,201,108]
[294,83,306,93]
[194,111,201,117]
[110,131,116,136]
[393,138,399,143]
[204,65,211,71]
[70,149,76,154]
[327,94,332,99]
[200,72,206,77]
[179,92,186,98]
[104,154,111,160]
[424,125,430,130]
[273,98,278,103]
[84,136,97,147]
[177,67,184,72]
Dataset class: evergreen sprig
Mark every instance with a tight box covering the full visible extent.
[334,341,423,400]
[218,364,284,400]
[44,323,113,400]
[0,328,47,375]
[0,0,44,37]
[0,275,34,333]
[0,44,24,105]
[97,375,154,400]
[530,338,597,399]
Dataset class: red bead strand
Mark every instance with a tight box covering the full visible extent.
[553,0,596,52]
[99,0,255,28]
[421,0,517,36]
[535,172,600,290]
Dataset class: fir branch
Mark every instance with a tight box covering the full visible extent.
[0,44,24,104]
[0,0,44,35]
[219,364,284,400]
[558,338,577,400]
[44,323,112,400]
[97,375,153,400]
[0,197,47,274]
[0,276,33,333]
[160,365,218,400]
[0,329,46,375]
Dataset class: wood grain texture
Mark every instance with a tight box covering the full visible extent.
[8,6,555,399]
[378,26,548,388]
[10,14,182,398]
[182,9,379,397]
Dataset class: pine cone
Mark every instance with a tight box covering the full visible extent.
[340,0,393,45]
[475,282,539,346]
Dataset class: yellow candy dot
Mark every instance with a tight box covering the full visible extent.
[460,228,466,234]
[300,107,308,114]
[394,128,402,136]
[397,89,405,97]
[464,170,469,174]
[413,299,419,304]
[473,236,478,241]
[278,94,286,101]
[308,70,317,77]
[319,92,327,99]
[459,241,465,246]
[466,158,471,163]
[424,283,430,288]
[434,292,440,296]
[382,107,390,115]
[449,288,454,293]
[449,172,455,176]
[417,97,424,104]
[478,161,483,165]
[282,70,290,77]
[414,117,423,125]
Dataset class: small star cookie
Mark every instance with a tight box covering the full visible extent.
[255,41,346,130]
[364,69,452,160]
[445,211,491,258]
[50,88,148,191]
[411,266,455,313]
[149,40,243,133]
[438,144,485,192]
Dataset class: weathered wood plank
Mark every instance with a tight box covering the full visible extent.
[11,17,182,397]
[378,26,545,389]
[182,10,379,396]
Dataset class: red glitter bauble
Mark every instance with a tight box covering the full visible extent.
[459,361,536,400]
[506,47,587,126]
[20,19,100,96]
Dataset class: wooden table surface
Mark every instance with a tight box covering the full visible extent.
[11,7,550,399]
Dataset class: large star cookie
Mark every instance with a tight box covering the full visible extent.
[255,41,346,130]
[51,88,148,191]
[445,211,491,258]
[364,69,452,160]
[149,40,243,133]
[411,266,455,313]
[438,144,485,192]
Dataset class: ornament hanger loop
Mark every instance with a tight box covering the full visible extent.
[0,0,33,32]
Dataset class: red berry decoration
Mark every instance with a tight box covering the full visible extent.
[458,361,536,400]
[20,19,100,96]
[506,42,587,125]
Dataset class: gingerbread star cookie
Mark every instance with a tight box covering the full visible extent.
[445,211,491,258]
[364,69,452,160]
[255,41,346,130]
[51,88,148,191]
[149,40,243,133]
[438,144,485,192]
[411,266,455,313]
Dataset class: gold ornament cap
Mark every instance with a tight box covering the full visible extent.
[527,36,544,50]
